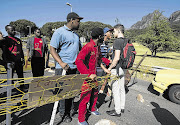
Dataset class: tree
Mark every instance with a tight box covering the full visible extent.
[136,10,178,56]
[10,19,37,36]
[77,21,113,42]
[41,21,112,41]
[125,28,146,42]
[41,21,66,38]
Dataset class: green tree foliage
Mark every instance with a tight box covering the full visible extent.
[171,23,180,37]
[136,11,179,56]
[10,19,37,36]
[77,21,113,42]
[41,21,66,38]
[41,21,112,42]
[125,29,147,42]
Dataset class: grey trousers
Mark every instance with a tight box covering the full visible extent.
[55,68,77,115]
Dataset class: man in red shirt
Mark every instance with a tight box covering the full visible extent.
[27,28,48,77]
[75,27,111,125]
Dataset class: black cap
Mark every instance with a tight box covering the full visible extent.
[67,12,83,20]
[91,27,104,39]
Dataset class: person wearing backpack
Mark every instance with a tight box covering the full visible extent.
[106,24,136,117]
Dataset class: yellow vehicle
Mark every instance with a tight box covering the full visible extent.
[152,69,180,104]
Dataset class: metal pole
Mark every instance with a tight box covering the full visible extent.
[66,2,72,12]
[27,26,31,36]
[29,27,31,36]
[6,63,13,125]
[49,70,66,125]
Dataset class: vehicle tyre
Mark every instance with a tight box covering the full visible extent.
[168,85,180,104]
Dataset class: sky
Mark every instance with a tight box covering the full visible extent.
[1,0,180,35]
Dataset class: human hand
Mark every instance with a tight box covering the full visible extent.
[21,58,25,66]
[104,68,111,74]
[89,74,97,81]
[109,59,112,63]
[61,62,69,71]
[28,57,31,61]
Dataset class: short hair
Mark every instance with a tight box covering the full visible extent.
[114,24,124,34]
[34,28,41,32]
[91,27,104,39]
[5,25,14,31]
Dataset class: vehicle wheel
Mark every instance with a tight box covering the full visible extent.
[168,85,180,104]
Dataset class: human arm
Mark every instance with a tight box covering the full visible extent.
[26,38,31,60]
[75,44,91,75]
[50,30,69,70]
[108,49,120,71]
[50,46,69,71]
[44,39,49,63]
[98,46,111,66]
[101,63,111,74]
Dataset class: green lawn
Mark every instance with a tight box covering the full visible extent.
[133,43,180,69]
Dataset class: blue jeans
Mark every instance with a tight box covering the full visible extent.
[55,68,77,115]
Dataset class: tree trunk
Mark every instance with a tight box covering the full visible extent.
[154,49,157,56]
[151,50,154,57]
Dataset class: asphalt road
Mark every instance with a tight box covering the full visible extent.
[0,70,180,125]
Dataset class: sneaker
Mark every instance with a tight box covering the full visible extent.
[91,110,101,116]
[78,121,89,125]
[59,114,64,122]
[72,112,78,118]
[121,109,125,113]
[106,110,121,117]
[64,115,72,123]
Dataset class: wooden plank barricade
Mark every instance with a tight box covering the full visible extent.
[27,74,88,108]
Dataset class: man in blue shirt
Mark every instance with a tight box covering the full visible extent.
[50,12,83,123]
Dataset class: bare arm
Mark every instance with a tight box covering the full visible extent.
[101,63,111,74]
[27,49,30,59]
[50,46,69,70]
[108,50,120,70]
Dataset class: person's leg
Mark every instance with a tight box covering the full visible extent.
[78,89,92,123]
[111,69,121,114]
[46,50,50,68]
[14,61,24,89]
[65,69,77,116]
[31,57,39,77]
[118,68,126,110]
[55,68,66,116]
[38,57,45,76]
[89,88,98,112]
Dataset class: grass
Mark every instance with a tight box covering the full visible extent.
[133,43,180,69]
[131,43,180,82]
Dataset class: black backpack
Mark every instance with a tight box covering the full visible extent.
[120,39,136,69]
